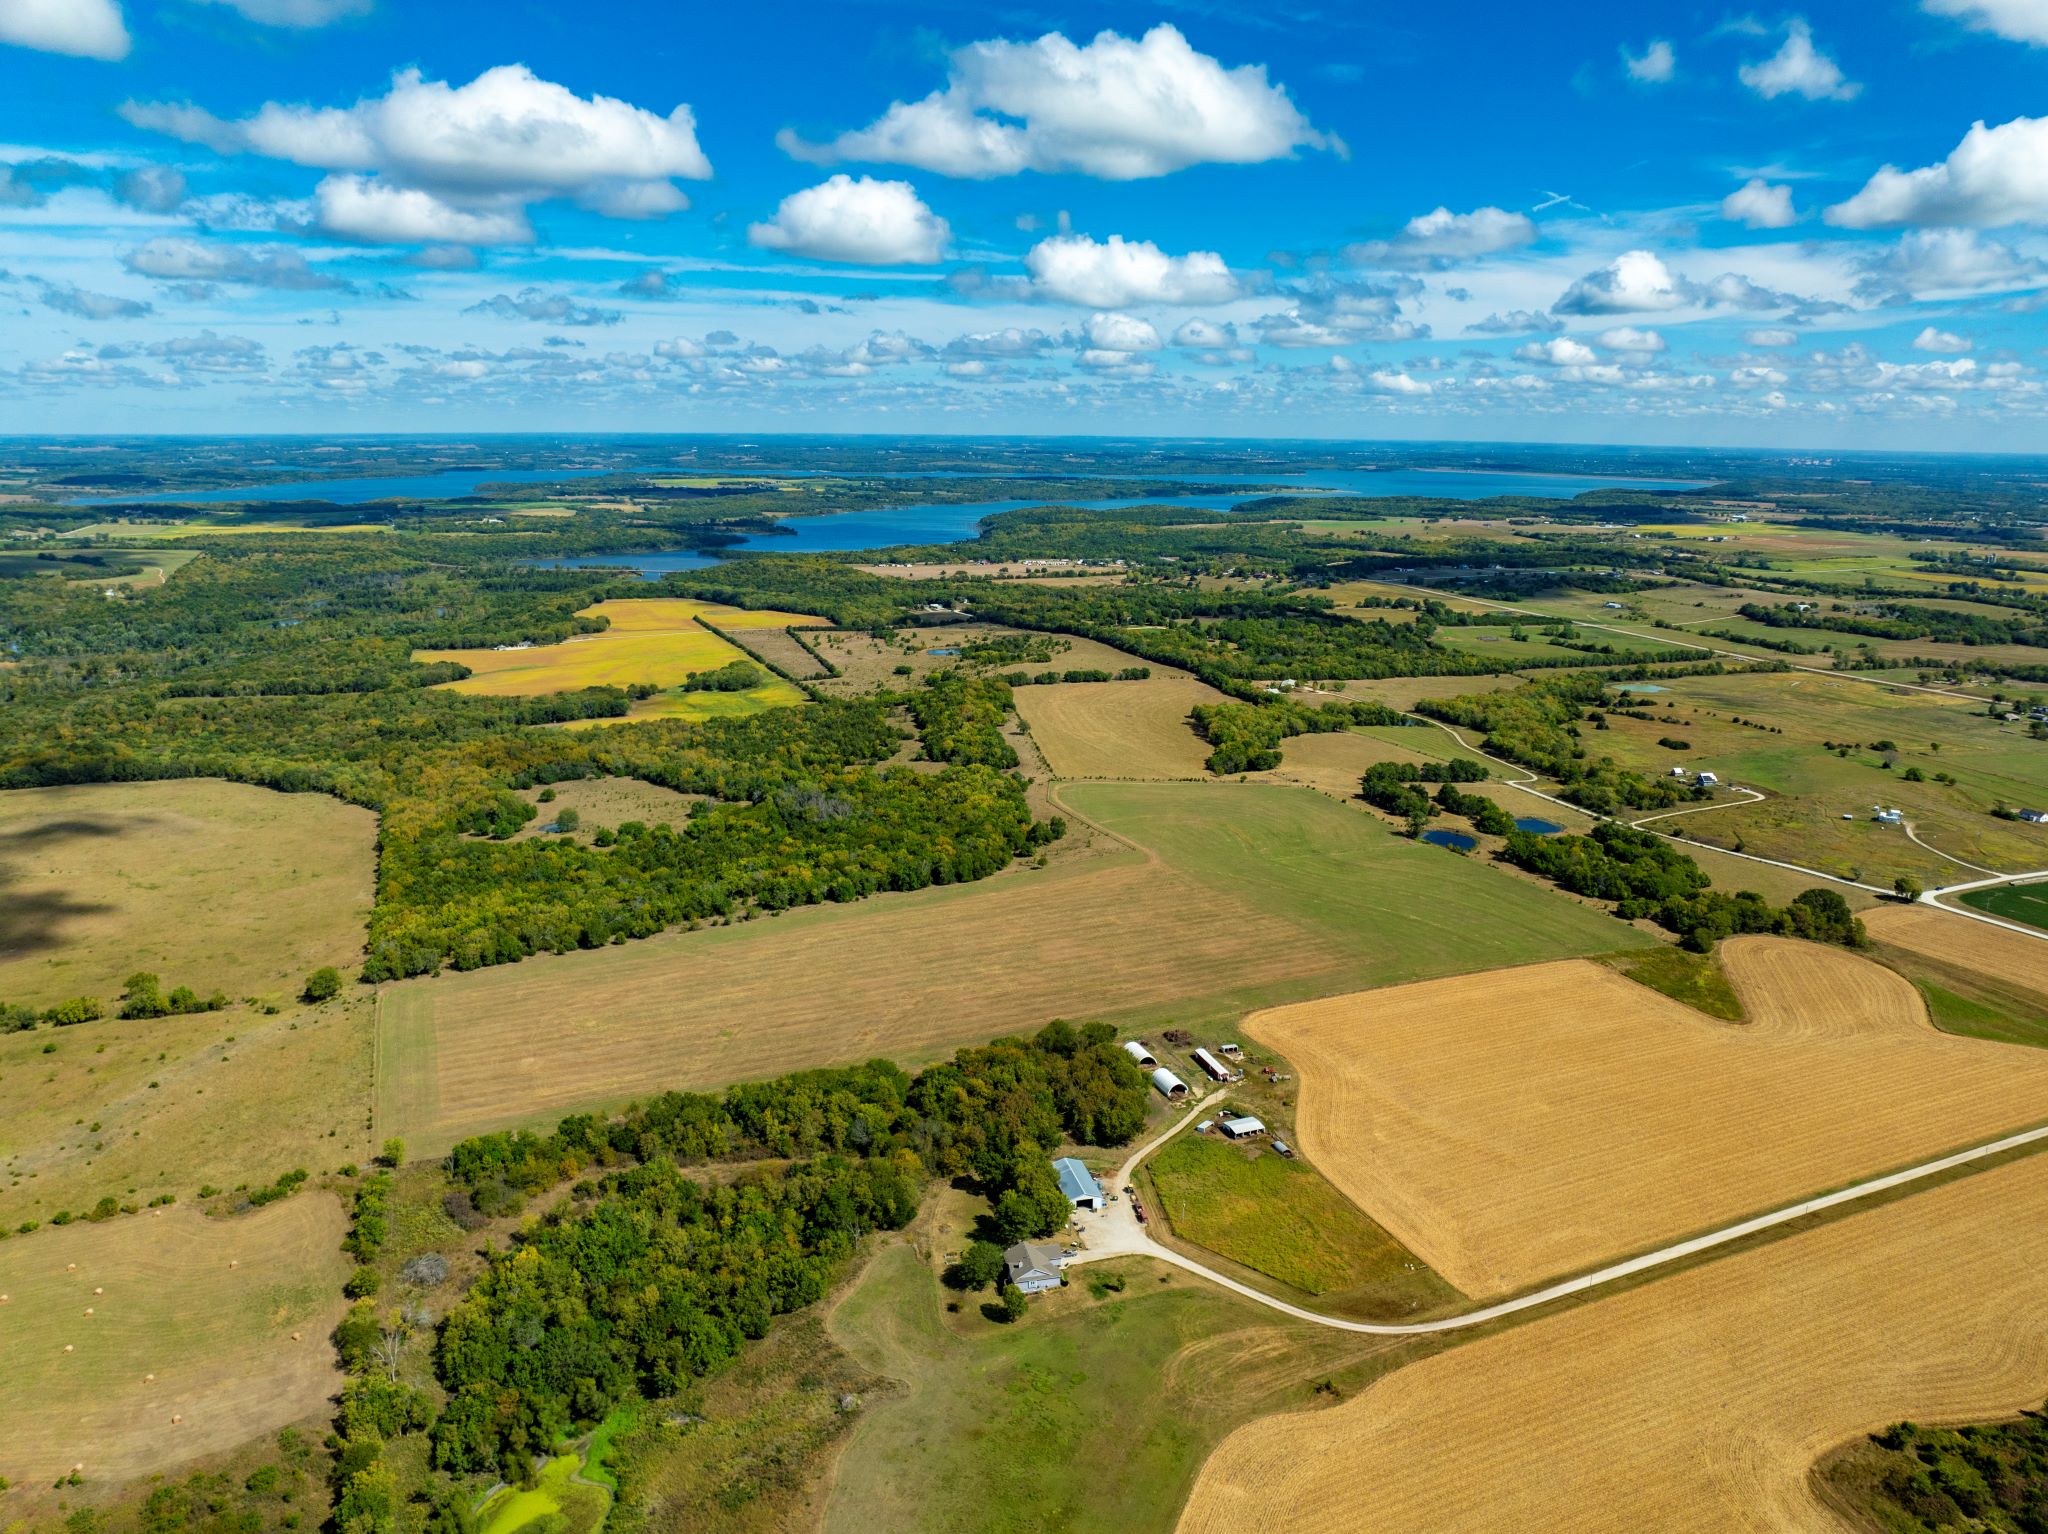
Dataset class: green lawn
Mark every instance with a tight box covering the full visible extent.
[821,1243,1407,1534]
[1147,1133,1459,1314]
[1069,781,1654,989]
[1960,882,2048,933]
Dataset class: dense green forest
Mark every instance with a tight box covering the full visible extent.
[321,1026,1149,1524]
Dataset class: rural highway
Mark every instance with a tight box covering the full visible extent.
[1066,1092,2048,1336]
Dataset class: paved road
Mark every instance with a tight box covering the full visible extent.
[1065,1094,2048,1336]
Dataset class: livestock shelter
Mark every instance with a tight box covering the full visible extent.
[1219,1116,1266,1140]
[1122,1039,1158,1067]
[1150,1067,1190,1100]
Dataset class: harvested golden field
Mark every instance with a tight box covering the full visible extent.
[1014,675,1225,779]
[1178,1150,2048,1534]
[0,778,375,1008]
[0,1194,351,1494]
[1865,902,2048,998]
[1251,937,2048,1298]
[414,597,820,696]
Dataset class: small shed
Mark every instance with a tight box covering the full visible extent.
[1219,1116,1266,1141]
[1217,1043,1243,1058]
[1051,1157,1104,1210]
[1003,1242,1066,1295]
[1192,1047,1234,1083]
[1694,771,1719,787]
[1150,1067,1190,1101]
[1122,1040,1157,1067]
[2022,809,2048,824]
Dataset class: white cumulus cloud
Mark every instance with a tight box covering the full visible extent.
[779,24,1336,180]
[0,0,129,58]
[1598,326,1666,354]
[1024,232,1241,306]
[1739,19,1860,101]
[1082,311,1162,352]
[1622,39,1675,83]
[1924,0,2048,44]
[1722,178,1797,228]
[1516,337,1600,367]
[1553,250,1688,314]
[122,65,711,243]
[1913,326,1973,352]
[315,176,532,244]
[1827,115,2048,228]
[747,175,949,265]
[1344,205,1536,269]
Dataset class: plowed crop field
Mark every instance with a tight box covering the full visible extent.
[1,1194,351,1491]
[1249,936,2048,1297]
[1178,1149,2048,1534]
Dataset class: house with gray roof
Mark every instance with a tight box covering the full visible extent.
[1004,1241,1067,1295]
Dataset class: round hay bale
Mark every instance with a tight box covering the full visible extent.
[171,1414,182,1425]
[84,1307,94,1316]
[228,1260,238,1269]
[66,1262,77,1271]
[290,1331,302,1342]
[144,1373,156,1383]
[93,1286,103,1295]
[63,1344,74,1353]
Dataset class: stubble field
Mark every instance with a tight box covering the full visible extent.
[1248,936,2048,1298]
[0,1193,351,1495]
[1176,1149,2048,1534]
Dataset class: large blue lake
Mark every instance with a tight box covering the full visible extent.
[529,466,1710,576]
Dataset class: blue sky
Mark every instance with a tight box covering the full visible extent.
[3,0,2048,446]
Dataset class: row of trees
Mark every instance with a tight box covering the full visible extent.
[1499,821,1867,952]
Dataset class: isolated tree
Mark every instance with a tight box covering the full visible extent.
[952,1240,1006,1291]
[380,1137,406,1169]
[302,967,343,1003]
[1894,875,1923,902]
[1000,1283,1029,1322]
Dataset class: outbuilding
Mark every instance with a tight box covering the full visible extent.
[1219,1116,1266,1140]
[1695,771,1720,788]
[1003,1242,1067,1295]
[1150,1067,1190,1101]
[1192,1047,1234,1083]
[2022,809,2048,824]
[1122,1040,1157,1067]
[1051,1157,1104,1211]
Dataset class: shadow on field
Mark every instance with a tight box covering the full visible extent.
[0,816,122,962]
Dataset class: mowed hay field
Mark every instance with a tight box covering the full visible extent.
[378,783,1639,1151]
[0,1194,350,1492]
[1250,936,2048,1298]
[1014,675,1227,779]
[1177,1151,2048,1534]
[0,778,375,1008]
[414,597,820,697]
